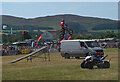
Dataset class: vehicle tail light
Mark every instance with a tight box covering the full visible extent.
[97,52,101,57]
[97,55,100,57]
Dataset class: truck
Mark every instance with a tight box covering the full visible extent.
[60,40,104,59]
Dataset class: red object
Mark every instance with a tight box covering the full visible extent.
[66,27,70,29]
[98,52,101,55]
[68,36,71,40]
[58,36,71,44]
[58,39,64,44]
[22,28,24,35]
[97,55,100,57]
[36,34,43,46]
[61,21,64,27]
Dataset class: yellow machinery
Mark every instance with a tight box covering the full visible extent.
[21,49,30,54]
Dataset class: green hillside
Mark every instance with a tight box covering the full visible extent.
[1,14,119,33]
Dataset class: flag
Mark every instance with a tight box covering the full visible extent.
[31,42,34,47]
[22,28,24,35]
[3,25,7,30]
[36,34,43,46]
[68,36,71,40]
[11,27,12,35]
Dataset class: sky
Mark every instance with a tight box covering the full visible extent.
[1,2,118,20]
[1,0,120,2]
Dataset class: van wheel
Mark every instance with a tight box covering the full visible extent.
[102,61,110,68]
[65,54,70,59]
[75,57,80,59]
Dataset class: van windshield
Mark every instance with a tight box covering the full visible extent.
[85,41,100,48]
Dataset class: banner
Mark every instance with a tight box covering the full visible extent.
[68,36,71,40]
[36,34,43,46]
[22,28,24,35]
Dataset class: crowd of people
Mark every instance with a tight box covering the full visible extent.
[1,33,120,56]
[0,40,60,56]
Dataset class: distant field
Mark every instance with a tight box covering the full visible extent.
[89,30,118,33]
[0,30,29,33]
[0,33,8,35]
[2,48,118,80]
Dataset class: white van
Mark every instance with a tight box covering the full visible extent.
[60,40,104,59]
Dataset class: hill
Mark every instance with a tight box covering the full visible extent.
[1,14,118,33]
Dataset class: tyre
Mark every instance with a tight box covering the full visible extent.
[103,61,110,68]
[97,64,103,68]
[64,54,70,59]
[81,61,86,68]
[97,61,110,68]
[85,61,93,69]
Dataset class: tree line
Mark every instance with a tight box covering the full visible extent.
[92,23,119,30]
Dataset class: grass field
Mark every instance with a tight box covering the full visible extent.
[2,48,118,80]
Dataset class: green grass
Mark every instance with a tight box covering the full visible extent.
[2,48,118,80]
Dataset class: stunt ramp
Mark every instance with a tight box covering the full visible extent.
[10,46,47,63]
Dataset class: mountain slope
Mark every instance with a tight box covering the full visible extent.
[1,14,118,32]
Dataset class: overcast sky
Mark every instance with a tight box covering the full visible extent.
[2,2,118,20]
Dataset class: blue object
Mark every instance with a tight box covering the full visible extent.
[93,55,108,61]
[100,55,108,61]
[11,27,12,35]
[64,34,66,39]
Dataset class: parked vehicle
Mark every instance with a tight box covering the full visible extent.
[60,40,104,59]
[81,55,110,69]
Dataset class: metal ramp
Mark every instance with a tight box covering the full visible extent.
[10,46,50,63]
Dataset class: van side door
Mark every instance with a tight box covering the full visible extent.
[79,41,88,56]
